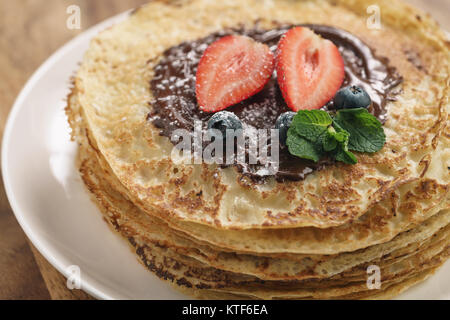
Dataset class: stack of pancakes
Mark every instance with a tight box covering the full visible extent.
[66,0,449,299]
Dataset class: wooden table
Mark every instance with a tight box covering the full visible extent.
[0,0,448,300]
[0,0,149,300]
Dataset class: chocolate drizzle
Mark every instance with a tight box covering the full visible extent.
[149,24,402,181]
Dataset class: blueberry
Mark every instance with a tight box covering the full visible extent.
[275,111,296,145]
[207,111,243,140]
[333,86,371,109]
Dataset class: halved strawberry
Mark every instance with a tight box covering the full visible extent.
[196,35,274,113]
[275,27,345,111]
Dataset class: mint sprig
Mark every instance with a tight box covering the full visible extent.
[286,108,385,165]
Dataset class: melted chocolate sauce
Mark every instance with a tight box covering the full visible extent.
[149,24,402,181]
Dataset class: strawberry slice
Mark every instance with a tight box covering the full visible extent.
[196,35,274,113]
[275,27,345,111]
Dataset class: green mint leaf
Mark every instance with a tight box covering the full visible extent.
[333,108,386,153]
[332,130,349,144]
[335,148,358,164]
[291,110,333,143]
[286,128,323,162]
[323,133,338,152]
[325,125,358,164]
[323,127,338,152]
[286,108,382,165]
[323,126,350,152]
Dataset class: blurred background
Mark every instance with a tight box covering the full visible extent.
[0,0,448,300]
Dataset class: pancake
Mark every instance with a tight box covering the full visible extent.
[77,141,449,298]
[68,87,449,257]
[73,117,449,300]
[66,0,450,300]
[77,143,450,299]
[73,0,449,230]
[205,266,443,300]
[75,127,449,280]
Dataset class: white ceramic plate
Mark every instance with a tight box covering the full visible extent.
[2,10,449,300]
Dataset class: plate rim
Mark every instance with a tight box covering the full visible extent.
[1,10,134,301]
[2,8,449,301]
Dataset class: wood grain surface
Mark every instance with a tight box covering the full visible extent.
[0,0,149,300]
[0,0,448,300]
